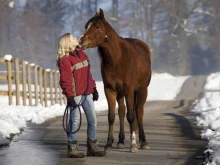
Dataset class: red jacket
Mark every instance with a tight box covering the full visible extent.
[58,49,95,97]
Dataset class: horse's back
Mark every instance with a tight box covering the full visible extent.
[124,38,151,62]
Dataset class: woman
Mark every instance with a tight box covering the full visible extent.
[57,33,105,158]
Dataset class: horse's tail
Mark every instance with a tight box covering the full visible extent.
[133,91,138,132]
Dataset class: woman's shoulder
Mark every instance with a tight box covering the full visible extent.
[61,55,71,61]
[59,55,72,66]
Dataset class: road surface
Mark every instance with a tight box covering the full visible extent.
[0,76,207,165]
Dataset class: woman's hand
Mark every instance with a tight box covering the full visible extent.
[92,87,99,101]
[67,96,76,107]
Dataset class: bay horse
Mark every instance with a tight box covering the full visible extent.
[78,9,151,153]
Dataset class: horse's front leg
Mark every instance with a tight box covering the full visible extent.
[125,89,138,152]
[104,88,116,152]
[117,94,125,149]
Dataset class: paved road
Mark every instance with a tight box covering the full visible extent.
[0,76,207,165]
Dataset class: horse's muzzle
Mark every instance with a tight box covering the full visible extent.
[78,39,91,49]
[78,38,83,46]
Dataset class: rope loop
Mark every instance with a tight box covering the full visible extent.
[62,65,91,134]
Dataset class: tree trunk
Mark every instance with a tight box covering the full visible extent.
[112,0,119,33]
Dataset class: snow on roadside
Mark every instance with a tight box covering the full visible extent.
[192,72,220,165]
[148,73,189,100]
[0,104,65,145]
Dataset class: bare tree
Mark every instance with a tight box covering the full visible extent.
[111,0,119,33]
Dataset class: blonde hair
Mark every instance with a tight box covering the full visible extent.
[56,33,79,65]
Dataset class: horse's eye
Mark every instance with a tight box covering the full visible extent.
[96,27,99,29]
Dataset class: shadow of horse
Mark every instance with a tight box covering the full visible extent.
[79,9,151,153]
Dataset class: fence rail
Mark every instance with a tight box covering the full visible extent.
[0,57,66,107]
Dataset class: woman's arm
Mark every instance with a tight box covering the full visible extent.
[59,58,75,97]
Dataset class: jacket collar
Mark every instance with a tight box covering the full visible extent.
[70,50,79,57]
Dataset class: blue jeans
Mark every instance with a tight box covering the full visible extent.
[67,94,97,141]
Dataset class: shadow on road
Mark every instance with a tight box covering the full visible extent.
[164,112,207,165]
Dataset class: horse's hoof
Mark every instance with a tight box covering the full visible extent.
[140,141,150,150]
[117,142,124,149]
[105,145,112,152]
[130,144,138,153]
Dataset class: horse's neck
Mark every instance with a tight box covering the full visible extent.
[98,47,114,66]
[98,23,124,66]
[99,39,122,66]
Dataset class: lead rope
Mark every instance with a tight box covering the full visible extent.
[62,63,90,135]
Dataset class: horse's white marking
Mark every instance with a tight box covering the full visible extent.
[79,22,93,42]
[78,34,84,42]
[86,23,92,31]
[131,131,136,145]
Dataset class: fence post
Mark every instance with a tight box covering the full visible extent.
[38,67,43,105]
[54,71,58,104]
[22,61,27,106]
[34,65,39,106]
[14,58,20,105]
[43,69,48,107]
[49,70,53,105]
[27,64,32,106]
[6,59,13,105]
[59,86,62,105]
[57,71,63,105]
[63,90,66,105]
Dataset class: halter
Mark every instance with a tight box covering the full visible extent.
[82,27,108,47]
[85,28,102,44]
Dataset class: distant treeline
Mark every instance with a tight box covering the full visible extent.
[0,0,219,76]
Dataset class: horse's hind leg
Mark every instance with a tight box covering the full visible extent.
[125,89,138,152]
[136,87,150,150]
[117,95,125,149]
[104,88,116,152]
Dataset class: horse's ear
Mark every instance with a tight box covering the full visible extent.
[95,12,99,16]
[99,8,105,20]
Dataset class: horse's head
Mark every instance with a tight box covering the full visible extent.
[78,8,108,49]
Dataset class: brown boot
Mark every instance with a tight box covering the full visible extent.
[87,138,105,157]
[67,140,84,158]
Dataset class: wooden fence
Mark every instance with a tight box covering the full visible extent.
[0,57,66,107]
